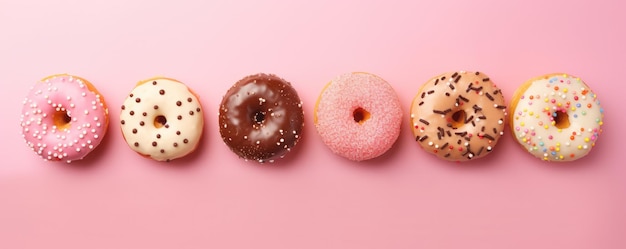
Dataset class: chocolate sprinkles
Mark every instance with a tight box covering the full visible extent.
[462,149,471,157]
[433,109,452,115]
[454,75,461,83]
[476,147,484,156]
[437,127,445,140]
[472,104,482,113]
[485,92,494,101]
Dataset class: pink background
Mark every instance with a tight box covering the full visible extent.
[1,0,625,248]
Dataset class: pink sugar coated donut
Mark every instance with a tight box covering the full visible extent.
[20,74,109,163]
[314,72,403,161]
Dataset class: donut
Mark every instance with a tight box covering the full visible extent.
[509,73,604,161]
[314,72,403,161]
[20,74,109,163]
[219,73,304,163]
[120,77,204,161]
[410,71,507,162]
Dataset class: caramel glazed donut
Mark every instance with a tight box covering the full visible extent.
[219,73,304,163]
[120,77,204,161]
[410,71,507,161]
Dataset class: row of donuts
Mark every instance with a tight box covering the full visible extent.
[19,72,604,163]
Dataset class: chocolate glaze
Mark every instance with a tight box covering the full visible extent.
[219,73,304,162]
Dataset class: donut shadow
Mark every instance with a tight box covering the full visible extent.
[160,142,205,167]
[445,149,503,169]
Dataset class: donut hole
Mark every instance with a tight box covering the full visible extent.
[450,110,467,129]
[353,107,371,124]
[154,115,167,128]
[52,110,72,130]
[553,111,570,129]
[252,110,266,124]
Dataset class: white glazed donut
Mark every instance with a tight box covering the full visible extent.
[509,73,604,161]
[120,77,204,161]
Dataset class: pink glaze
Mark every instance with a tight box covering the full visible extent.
[20,75,108,163]
[315,72,403,161]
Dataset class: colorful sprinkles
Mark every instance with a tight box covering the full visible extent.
[510,74,603,161]
[21,72,605,164]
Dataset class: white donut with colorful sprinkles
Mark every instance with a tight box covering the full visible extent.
[509,73,604,161]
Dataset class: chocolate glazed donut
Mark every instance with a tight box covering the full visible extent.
[219,73,304,163]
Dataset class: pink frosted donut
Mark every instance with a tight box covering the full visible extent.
[20,74,109,163]
[314,72,403,161]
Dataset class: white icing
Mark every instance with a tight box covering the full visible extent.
[511,74,603,161]
[120,78,204,161]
